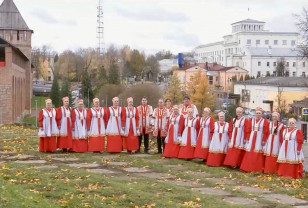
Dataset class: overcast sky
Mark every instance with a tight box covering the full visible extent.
[12,0,308,55]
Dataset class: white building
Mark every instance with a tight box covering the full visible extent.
[194,19,307,77]
[158,58,178,73]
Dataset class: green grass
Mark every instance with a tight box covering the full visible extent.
[0,125,307,208]
[31,96,48,110]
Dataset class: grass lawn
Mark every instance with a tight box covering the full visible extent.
[0,125,307,208]
[31,96,48,110]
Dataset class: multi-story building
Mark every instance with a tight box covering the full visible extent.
[194,19,307,77]
[0,0,33,124]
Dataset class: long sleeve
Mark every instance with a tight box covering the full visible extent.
[135,108,139,127]
[195,119,200,134]
[166,117,170,131]
[228,119,234,139]
[56,107,62,128]
[178,115,185,134]
[38,110,44,128]
[296,130,304,151]
[244,119,252,141]
[279,125,285,144]
[121,107,126,127]
[71,109,76,129]
[103,107,108,127]
[86,108,92,130]
[210,123,216,140]
[209,117,215,140]
[262,119,270,142]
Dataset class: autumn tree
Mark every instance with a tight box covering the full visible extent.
[295,7,308,60]
[186,70,216,112]
[164,71,183,104]
[108,59,120,84]
[61,78,73,106]
[275,58,288,77]
[155,50,174,60]
[145,55,160,80]
[130,49,146,77]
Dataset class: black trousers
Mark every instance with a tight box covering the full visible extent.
[157,132,165,153]
[138,129,149,152]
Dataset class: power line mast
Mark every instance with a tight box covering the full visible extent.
[97,0,104,55]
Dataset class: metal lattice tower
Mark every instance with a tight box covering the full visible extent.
[97,0,104,55]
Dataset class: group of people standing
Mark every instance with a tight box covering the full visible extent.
[38,95,305,179]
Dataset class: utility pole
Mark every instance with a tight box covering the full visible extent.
[97,0,104,55]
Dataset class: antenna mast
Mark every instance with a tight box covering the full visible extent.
[97,0,104,55]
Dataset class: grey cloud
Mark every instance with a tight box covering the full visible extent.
[113,4,189,22]
[32,9,78,26]
[164,31,201,47]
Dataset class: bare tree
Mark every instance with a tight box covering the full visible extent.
[294,7,308,60]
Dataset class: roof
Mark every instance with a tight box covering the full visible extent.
[290,98,308,108]
[194,41,224,49]
[207,66,248,73]
[246,47,300,57]
[237,77,308,87]
[0,0,32,31]
[0,37,29,61]
[231,19,265,25]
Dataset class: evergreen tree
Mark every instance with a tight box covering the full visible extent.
[50,76,61,107]
[81,70,94,107]
[61,78,73,106]
[187,70,216,112]
[266,71,271,77]
[108,59,120,84]
[164,71,183,104]
[244,74,250,80]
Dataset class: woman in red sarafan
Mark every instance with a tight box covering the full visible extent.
[240,107,269,172]
[193,107,214,160]
[163,105,184,158]
[121,97,140,154]
[207,111,231,167]
[71,99,88,153]
[178,108,199,159]
[38,98,58,152]
[223,107,249,167]
[277,118,304,179]
[105,97,123,153]
[86,98,107,152]
[56,96,73,151]
[263,111,284,173]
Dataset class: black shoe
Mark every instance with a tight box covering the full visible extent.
[144,150,149,154]
[135,150,140,153]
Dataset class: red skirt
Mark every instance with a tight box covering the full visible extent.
[193,131,209,159]
[57,136,73,149]
[123,125,139,151]
[278,163,303,179]
[106,135,123,153]
[39,137,57,152]
[207,153,225,167]
[264,155,278,174]
[163,126,180,158]
[72,139,88,153]
[240,151,264,172]
[178,129,195,159]
[223,147,245,167]
[88,136,105,152]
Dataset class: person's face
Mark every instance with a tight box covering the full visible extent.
[94,100,99,107]
[113,99,119,106]
[203,110,209,117]
[46,101,52,108]
[219,114,225,122]
[188,109,193,117]
[256,111,262,119]
[128,100,133,106]
[173,108,179,115]
[141,98,147,105]
[183,98,190,105]
[166,100,171,107]
[78,102,84,109]
[272,114,278,122]
[288,120,295,128]
[236,109,243,117]
[158,100,164,107]
[63,99,69,107]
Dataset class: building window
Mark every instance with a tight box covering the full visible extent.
[274,40,278,45]
[303,62,306,67]
[24,31,27,41]
[291,40,296,46]
[286,62,289,67]
[10,30,13,41]
[293,72,296,77]
[293,62,296,67]
[273,62,277,67]
[17,31,20,41]
[258,61,261,66]
[247,39,251,45]
[257,71,261,77]
[282,40,287,45]
[216,76,218,81]
[256,40,260,45]
[302,72,306,77]
[209,76,213,85]
[238,39,241,44]
[267,62,270,67]
[265,40,269,45]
